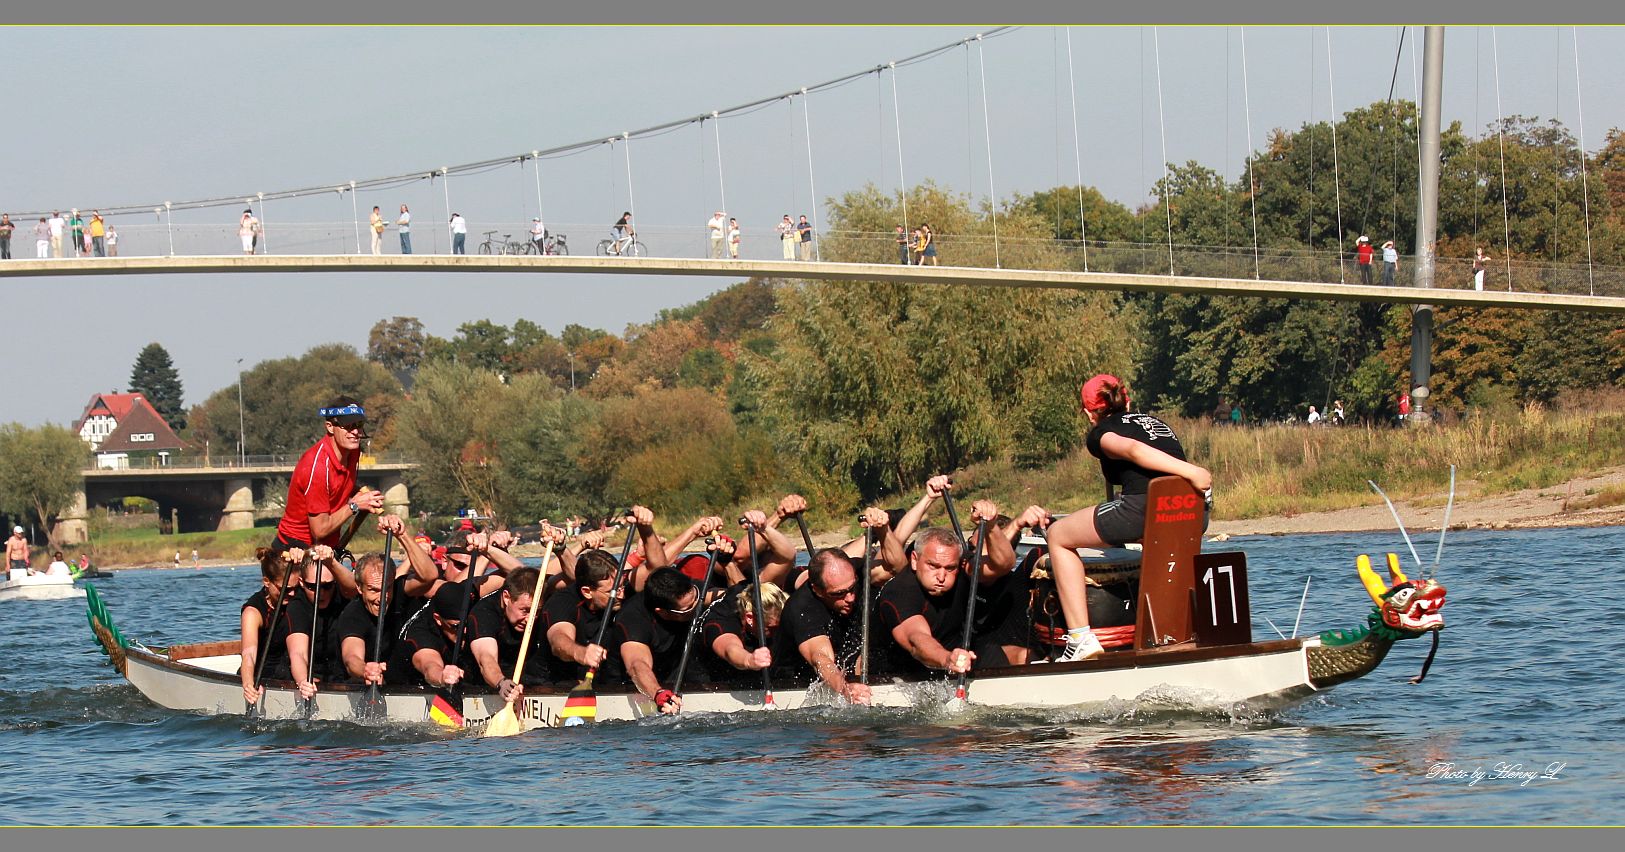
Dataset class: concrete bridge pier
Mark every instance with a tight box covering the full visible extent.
[377,474,411,519]
[54,491,90,545]
[220,478,256,532]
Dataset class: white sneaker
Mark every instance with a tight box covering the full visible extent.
[1057,630,1105,662]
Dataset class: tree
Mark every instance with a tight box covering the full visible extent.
[367,316,426,380]
[0,424,87,550]
[189,344,402,456]
[128,343,186,432]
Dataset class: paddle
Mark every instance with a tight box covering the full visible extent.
[298,553,325,719]
[940,481,967,550]
[248,548,304,718]
[792,512,817,557]
[559,513,638,726]
[743,522,776,709]
[669,539,722,704]
[431,551,481,729]
[948,518,989,710]
[859,521,873,687]
[363,533,395,717]
[481,545,556,738]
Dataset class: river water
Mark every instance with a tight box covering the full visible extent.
[2,526,1619,825]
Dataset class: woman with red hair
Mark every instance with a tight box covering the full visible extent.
[1043,374,1212,662]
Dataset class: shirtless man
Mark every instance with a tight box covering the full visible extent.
[6,526,30,575]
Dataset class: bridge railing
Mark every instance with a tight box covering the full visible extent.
[84,452,416,472]
[28,219,1625,298]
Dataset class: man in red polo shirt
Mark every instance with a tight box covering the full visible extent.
[274,396,385,551]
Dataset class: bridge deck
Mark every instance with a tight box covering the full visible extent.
[5,256,1622,314]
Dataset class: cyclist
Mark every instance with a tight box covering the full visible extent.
[530,218,546,254]
[610,211,634,256]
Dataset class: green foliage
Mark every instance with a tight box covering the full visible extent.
[189,344,402,456]
[366,316,426,379]
[0,423,88,548]
[1012,184,1139,244]
[128,343,186,432]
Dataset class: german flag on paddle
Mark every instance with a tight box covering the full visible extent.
[558,672,597,726]
[429,694,465,729]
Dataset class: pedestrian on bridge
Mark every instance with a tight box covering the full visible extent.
[0,214,13,260]
[1473,247,1491,291]
[89,212,107,257]
[106,224,118,257]
[1381,240,1398,286]
[728,217,740,259]
[1355,236,1373,286]
[397,204,413,254]
[708,211,728,260]
[239,209,261,255]
[369,207,385,255]
[777,215,796,260]
[47,211,65,257]
[451,213,468,255]
[34,218,50,258]
[896,225,910,265]
[797,215,814,261]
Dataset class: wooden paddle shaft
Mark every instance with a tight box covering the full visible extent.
[506,546,554,684]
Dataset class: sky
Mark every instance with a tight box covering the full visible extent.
[4,25,1625,427]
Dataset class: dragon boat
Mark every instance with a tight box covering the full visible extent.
[83,479,1447,731]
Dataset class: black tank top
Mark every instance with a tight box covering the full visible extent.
[1084,412,1186,497]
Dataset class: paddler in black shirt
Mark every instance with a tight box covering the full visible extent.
[772,548,870,704]
[239,547,301,706]
[280,544,358,700]
[542,549,623,683]
[876,503,1015,678]
[1044,373,1213,662]
[466,567,547,704]
[387,582,472,691]
[333,551,405,688]
[700,581,786,685]
[608,567,700,715]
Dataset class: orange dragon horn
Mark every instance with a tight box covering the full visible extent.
[1357,554,1388,604]
[1385,552,1409,585]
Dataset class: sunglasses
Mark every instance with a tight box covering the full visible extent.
[820,583,859,599]
[662,595,699,616]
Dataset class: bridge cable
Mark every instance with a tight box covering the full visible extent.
[348,181,361,254]
[976,34,1001,268]
[1240,26,1261,280]
[1491,28,1515,290]
[890,62,910,239]
[965,43,975,214]
[254,193,268,256]
[623,133,638,238]
[532,152,547,235]
[697,118,708,243]
[440,170,452,255]
[165,203,174,257]
[1064,27,1089,272]
[1053,29,1062,242]
[802,90,822,261]
[1326,27,1347,284]
[1308,28,1317,266]
[786,97,800,227]
[1571,26,1597,296]
[713,113,729,239]
[1152,27,1175,275]
[1552,28,1562,267]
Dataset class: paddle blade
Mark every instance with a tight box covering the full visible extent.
[558,674,597,726]
[482,704,521,738]
[429,694,466,729]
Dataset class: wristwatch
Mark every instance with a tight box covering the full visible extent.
[348,501,360,515]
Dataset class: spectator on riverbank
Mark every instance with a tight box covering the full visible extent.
[1307,405,1322,425]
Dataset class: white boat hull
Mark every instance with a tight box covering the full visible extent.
[0,571,84,602]
[114,637,1318,731]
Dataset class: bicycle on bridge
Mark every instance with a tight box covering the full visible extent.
[478,231,537,255]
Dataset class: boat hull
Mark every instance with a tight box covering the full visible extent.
[115,637,1318,731]
[0,572,84,602]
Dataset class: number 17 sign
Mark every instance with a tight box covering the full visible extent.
[1192,552,1251,647]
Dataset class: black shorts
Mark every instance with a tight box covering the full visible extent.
[1090,493,1149,546]
[1091,492,1209,545]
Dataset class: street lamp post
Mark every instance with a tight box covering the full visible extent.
[236,358,246,465]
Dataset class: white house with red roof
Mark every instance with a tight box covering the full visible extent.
[72,392,187,469]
